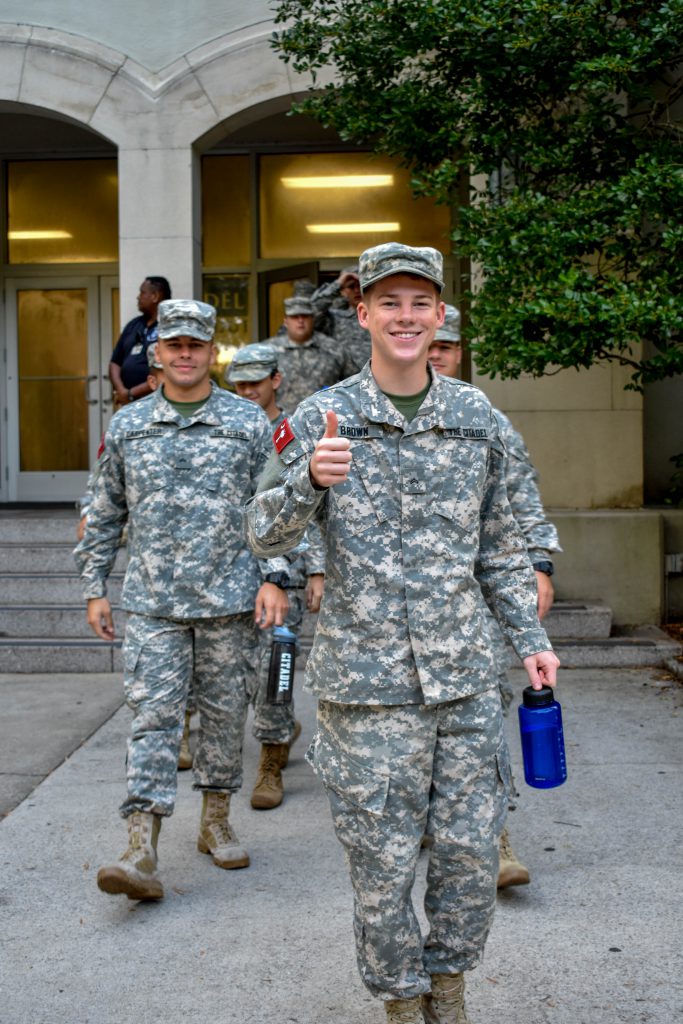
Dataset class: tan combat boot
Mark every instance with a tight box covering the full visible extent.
[97,811,164,901]
[497,827,530,889]
[177,709,193,770]
[385,997,424,1023]
[422,974,471,1024]
[197,791,250,869]
[250,744,286,809]
[278,719,302,769]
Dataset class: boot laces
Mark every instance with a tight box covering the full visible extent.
[210,820,237,846]
[127,815,149,851]
[386,1000,422,1024]
[258,747,282,788]
[499,828,514,861]
[121,814,156,867]
[204,792,229,818]
[431,976,468,1022]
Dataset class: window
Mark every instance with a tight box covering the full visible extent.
[259,153,451,259]
[202,156,251,267]
[8,159,118,264]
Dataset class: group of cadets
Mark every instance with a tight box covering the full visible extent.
[75,246,560,1024]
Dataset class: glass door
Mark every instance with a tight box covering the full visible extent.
[258,263,319,338]
[5,277,104,501]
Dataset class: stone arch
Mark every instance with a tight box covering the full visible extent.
[0,22,308,150]
[0,24,123,145]
[0,99,116,152]
[0,22,317,320]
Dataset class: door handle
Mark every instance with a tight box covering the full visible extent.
[84,375,99,405]
[101,374,114,408]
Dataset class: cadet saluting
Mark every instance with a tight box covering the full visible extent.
[246,244,559,1023]
[75,299,288,902]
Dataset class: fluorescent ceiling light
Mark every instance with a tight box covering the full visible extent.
[9,230,73,240]
[306,222,401,234]
[281,174,394,189]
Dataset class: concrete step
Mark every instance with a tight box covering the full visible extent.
[0,543,127,574]
[0,605,123,639]
[543,600,612,639]
[0,573,123,604]
[513,626,682,669]
[0,510,80,543]
[0,637,122,673]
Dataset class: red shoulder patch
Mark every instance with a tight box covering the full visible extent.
[96,434,106,459]
[273,417,295,454]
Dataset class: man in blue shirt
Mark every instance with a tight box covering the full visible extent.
[109,276,171,405]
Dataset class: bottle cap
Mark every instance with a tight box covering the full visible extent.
[522,685,555,708]
[273,625,297,642]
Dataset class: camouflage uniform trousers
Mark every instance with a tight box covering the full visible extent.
[485,607,520,810]
[308,687,511,1000]
[250,590,304,745]
[121,610,259,818]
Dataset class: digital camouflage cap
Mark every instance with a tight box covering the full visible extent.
[358,243,444,293]
[146,342,163,370]
[284,296,315,317]
[433,304,461,344]
[226,342,279,384]
[157,299,216,341]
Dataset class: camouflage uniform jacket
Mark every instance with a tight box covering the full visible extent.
[494,409,562,564]
[75,383,282,619]
[270,410,326,588]
[311,279,371,375]
[267,330,349,415]
[246,364,551,706]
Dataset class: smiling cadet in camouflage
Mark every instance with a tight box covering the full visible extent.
[75,298,289,902]
[246,243,560,1023]
[428,304,562,892]
[226,342,326,810]
[265,296,350,414]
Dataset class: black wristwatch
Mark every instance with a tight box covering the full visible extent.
[532,560,554,577]
[264,571,290,589]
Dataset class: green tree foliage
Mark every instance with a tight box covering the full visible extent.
[272,0,683,388]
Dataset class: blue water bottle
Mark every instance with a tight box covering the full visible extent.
[518,685,567,789]
[266,626,297,704]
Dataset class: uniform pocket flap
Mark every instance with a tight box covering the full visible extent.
[309,733,389,814]
[496,738,514,792]
[123,638,142,677]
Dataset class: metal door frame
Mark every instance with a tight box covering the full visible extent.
[5,276,101,501]
[257,262,319,337]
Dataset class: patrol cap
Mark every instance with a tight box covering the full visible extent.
[433,304,462,344]
[226,342,279,384]
[157,299,216,341]
[146,342,163,370]
[358,243,444,293]
[284,296,314,317]
[292,279,315,299]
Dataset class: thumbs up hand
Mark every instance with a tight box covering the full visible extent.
[309,410,352,489]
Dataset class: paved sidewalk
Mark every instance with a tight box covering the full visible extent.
[0,673,123,817]
[0,666,681,1024]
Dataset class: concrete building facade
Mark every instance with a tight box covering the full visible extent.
[0,6,680,623]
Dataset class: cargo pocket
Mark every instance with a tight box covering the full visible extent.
[122,637,145,706]
[494,737,514,834]
[308,731,389,816]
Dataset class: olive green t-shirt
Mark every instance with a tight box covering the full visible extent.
[162,387,210,419]
[383,378,431,424]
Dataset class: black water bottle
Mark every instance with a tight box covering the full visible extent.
[518,685,568,789]
[266,626,297,704]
